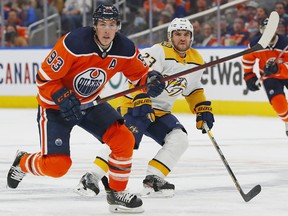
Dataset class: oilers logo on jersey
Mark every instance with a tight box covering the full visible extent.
[74,68,107,97]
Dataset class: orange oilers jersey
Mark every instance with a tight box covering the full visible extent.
[36,26,149,109]
[242,34,288,80]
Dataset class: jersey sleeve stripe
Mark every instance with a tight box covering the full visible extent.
[38,68,52,81]
[38,94,55,105]
[243,65,254,70]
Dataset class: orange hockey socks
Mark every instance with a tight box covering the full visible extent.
[20,153,72,177]
[271,94,288,122]
[102,121,135,191]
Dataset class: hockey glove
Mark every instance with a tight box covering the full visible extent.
[52,87,83,124]
[132,93,155,122]
[264,61,278,76]
[146,71,165,98]
[194,101,214,134]
[244,72,260,91]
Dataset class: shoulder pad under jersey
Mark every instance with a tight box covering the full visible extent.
[249,35,262,47]
[160,42,204,65]
[275,34,288,49]
[64,27,98,55]
[160,41,173,48]
[109,33,136,57]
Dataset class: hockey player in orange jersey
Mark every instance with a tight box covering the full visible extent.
[74,18,215,198]
[242,18,288,135]
[6,4,165,213]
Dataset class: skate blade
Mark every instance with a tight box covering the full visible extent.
[109,204,144,213]
[141,187,175,198]
[73,184,97,197]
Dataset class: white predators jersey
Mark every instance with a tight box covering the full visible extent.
[140,41,205,112]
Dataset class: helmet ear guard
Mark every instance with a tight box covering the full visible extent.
[167,18,194,48]
[92,4,121,30]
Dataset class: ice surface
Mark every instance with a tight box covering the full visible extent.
[1,109,288,216]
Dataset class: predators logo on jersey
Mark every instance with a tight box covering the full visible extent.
[165,76,188,96]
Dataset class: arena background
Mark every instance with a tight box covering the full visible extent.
[0,47,276,116]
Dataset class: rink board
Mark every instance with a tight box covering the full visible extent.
[0,96,276,116]
[0,47,277,116]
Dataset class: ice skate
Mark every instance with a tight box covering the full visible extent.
[7,150,27,189]
[285,122,288,136]
[74,172,100,197]
[106,189,144,213]
[141,175,175,198]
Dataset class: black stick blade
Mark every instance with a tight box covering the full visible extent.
[242,185,261,202]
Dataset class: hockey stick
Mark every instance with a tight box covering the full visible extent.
[274,44,288,63]
[203,122,261,202]
[81,11,279,110]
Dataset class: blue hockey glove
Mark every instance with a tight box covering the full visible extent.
[146,71,165,98]
[118,93,155,149]
[194,101,214,134]
[244,72,260,91]
[132,93,155,122]
[264,61,278,76]
[52,87,82,124]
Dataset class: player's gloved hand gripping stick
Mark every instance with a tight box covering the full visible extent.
[52,87,83,124]
[264,44,288,76]
[244,42,288,92]
[194,101,214,133]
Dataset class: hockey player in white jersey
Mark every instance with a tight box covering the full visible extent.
[75,18,215,198]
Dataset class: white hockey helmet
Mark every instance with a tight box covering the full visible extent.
[167,18,194,46]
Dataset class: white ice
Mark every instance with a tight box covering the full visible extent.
[0,109,288,216]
